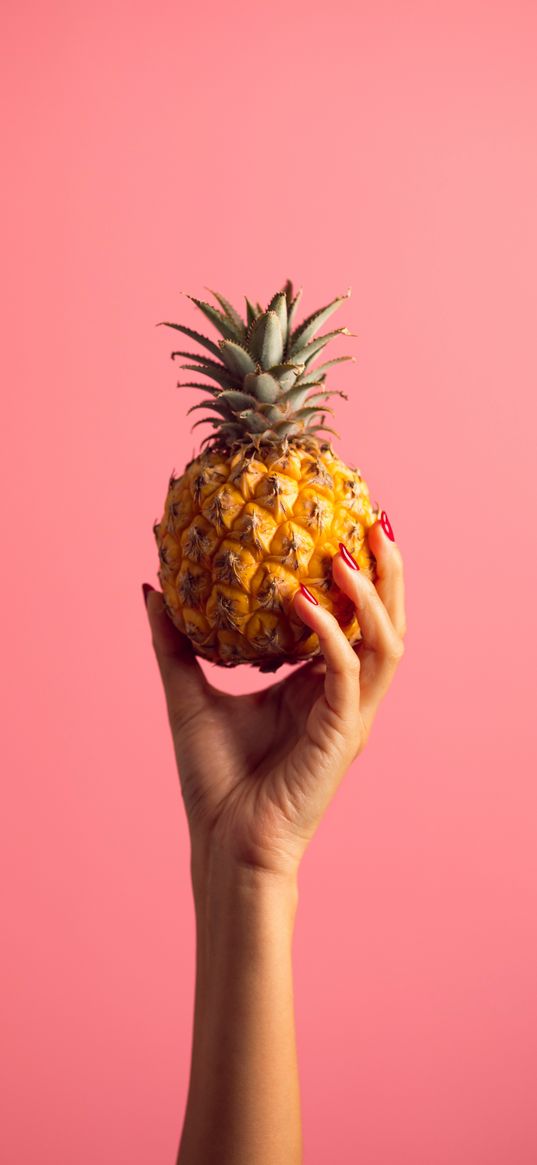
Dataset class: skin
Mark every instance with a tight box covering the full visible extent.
[144,519,406,1164]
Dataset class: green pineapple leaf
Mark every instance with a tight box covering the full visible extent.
[176,380,226,394]
[170,349,209,362]
[306,420,341,439]
[279,383,324,410]
[282,278,295,306]
[218,340,257,379]
[286,287,303,339]
[272,420,302,438]
[293,405,335,420]
[248,311,284,369]
[243,372,281,402]
[178,363,236,389]
[205,288,246,337]
[217,390,258,411]
[187,399,233,418]
[190,415,223,431]
[157,322,222,359]
[268,363,305,390]
[184,294,241,341]
[245,297,260,327]
[287,290,351,356]
[304,389,348,406]
[200,422,244,448]
[288,328,354,367]
[296,355,356,386]
[238,409,272,433]
[257,403,285,423]
[266,291,288,347]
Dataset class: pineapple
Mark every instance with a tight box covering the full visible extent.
[153,281,379,669]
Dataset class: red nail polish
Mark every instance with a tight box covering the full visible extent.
[339,542,360,570]
[142,582,155,608]
[380,510,395,541]
[299,583,319,606]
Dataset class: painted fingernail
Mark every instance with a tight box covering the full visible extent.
[339,542,360,570]
[380,510,395,541]
[142,582,155,608]
[299,583,319,606]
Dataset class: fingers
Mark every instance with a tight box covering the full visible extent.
[292,588,361,747]
[367,515,406,639]
[332,549,405,724]
[143,585,207,727]
[332,553,404,662]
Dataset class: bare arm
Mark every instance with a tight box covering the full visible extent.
[179,851,300,1165]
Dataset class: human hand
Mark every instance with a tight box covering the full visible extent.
[143,515,406,882]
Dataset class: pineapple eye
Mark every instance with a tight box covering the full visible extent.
[214,549,243,585]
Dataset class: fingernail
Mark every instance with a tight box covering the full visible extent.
[299,583,319,606]
[142,582,155,608]
[380,510,395,541]
[339,542,360,570]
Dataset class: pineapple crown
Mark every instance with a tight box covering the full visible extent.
[158,279,356,449]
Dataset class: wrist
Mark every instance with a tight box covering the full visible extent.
[190,836,299,919]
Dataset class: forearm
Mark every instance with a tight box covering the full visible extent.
[178,844,302,1165]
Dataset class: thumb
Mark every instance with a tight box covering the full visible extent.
[142,583,207,723]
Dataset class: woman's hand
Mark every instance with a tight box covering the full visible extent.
[143,517,406,881]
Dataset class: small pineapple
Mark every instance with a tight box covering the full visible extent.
[153,281,379,669]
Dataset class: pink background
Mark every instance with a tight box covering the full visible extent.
[2,1,537,1162]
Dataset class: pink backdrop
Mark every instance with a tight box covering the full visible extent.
[2,1,537,1161]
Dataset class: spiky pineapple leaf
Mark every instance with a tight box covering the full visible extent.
[248,311,284,369]
[171,349,209,362]
[268,363,305,391]
[279,382,325,410]
[162,282,355,452]
[176,380,226,394]
[288,327,353,367]
[187,399,233,418]
[305,421,341,439]
[205,287,246,336]
[293,405,334,420]
[217,390,258,411]
[245,297,260,327]
[272,420,302,437]
[178,363,236,389]
[266,291,288,347]
[191,416,223,431]
[200,422,244,449]
[243,372,281,402]
[304,389,348,406]
[238,409,271,433]
[285,287,303,339]
[218,340,257,379]
[184,295,241,341]
[282,278,295,306]
[158,322,222,359]
[257,403,285,423]
[295,355,356,386]
[287,290,351,355]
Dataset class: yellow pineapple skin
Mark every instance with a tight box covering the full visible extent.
[154,440,379,668]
